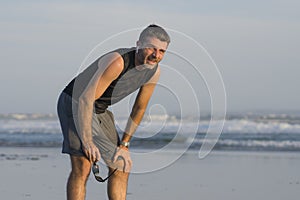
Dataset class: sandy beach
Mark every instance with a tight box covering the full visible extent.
[1,147,300,200]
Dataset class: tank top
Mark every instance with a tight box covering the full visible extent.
[63,47,158,113]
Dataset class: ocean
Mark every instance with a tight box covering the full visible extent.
[1,112,300,152]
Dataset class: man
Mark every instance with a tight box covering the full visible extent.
[57,24,170,200]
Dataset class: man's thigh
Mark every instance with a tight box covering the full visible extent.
[92,110,120,166]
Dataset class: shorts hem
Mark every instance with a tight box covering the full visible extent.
[62,150,85,157]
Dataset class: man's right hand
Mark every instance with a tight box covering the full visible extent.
[83,141,101,162]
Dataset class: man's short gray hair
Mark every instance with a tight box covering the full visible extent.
[139,24,171,44]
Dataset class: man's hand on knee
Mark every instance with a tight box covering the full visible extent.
[113,146,132,173]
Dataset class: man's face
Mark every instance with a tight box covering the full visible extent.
[136,37,168,67]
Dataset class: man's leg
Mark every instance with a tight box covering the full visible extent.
[67,155,91,200]
[107,167,130,200]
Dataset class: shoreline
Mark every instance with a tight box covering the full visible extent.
[1,145,300,156]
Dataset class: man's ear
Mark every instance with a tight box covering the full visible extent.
[136,41,141,48]
[136,41,141,53]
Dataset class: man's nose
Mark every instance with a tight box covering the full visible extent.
[152,49,159,58]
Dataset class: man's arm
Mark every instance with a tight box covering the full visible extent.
[74,52,124,162]
[112,66,160,172]
[121,66,161,146]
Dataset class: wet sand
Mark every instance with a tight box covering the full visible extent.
[1,147,300,200]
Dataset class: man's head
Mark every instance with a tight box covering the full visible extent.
[136,24,170,67]
[139,24,171,45]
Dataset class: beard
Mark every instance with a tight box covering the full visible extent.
[146,55,159,65]
[136,50,160,70]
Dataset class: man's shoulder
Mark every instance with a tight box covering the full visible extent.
[112,47,136,72]
[97,52,124,73]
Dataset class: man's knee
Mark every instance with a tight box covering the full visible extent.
[70,155,91,179]
[108,166,130,184]
[109,159,132,174]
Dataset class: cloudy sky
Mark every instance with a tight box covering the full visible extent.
[0,0,299,114]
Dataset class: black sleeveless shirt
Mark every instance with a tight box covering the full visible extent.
[63,47,158,113]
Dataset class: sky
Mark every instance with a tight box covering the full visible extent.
[0,0,299,114]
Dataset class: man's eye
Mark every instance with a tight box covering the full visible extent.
[145,47,155,51]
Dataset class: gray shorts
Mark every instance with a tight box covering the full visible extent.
[57,92,120,163]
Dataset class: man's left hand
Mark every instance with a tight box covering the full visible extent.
[113,146,132,173]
